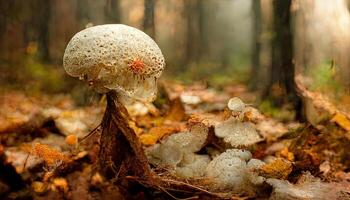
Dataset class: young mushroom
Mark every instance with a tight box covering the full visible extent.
[63,24,165,178]
[228,97,246,117]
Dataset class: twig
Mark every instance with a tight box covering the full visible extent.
[80,124,101,143]
[158,186,199,200]
[23,152,30,170]
[125,175,225,198]
[160,178,214,195]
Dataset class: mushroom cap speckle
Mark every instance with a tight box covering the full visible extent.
[63,24,165,102]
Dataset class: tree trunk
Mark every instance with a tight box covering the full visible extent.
[184,0,205,67]
[35,0,51,61]
[263,0,302,117]
[143,0,156,39]
[21,0,52,61]
[249,0,262,90]
[184,0,196,65]
[197,0,206,59]
[0,0,9,59]
[0,1,8,44]
[104,0,121,23]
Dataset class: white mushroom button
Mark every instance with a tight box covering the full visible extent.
[227,97,245,112]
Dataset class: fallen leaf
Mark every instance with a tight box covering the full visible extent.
[165,97,186,122]
[51,178,69,193]
[331,113,350,132]
[140,125,181,145]
[32,181,47,193]
[23,143,70,166]
[260,158,292,179]
[277,147,295,161]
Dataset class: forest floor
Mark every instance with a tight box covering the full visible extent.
[1,79,350,199]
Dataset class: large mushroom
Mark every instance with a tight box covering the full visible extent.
[63,24,165,178]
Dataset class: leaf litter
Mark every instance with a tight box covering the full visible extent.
[1,81,350,199]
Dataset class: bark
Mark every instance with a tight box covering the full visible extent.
[0,0,8,59]
[35,0,51,61]
[265,0,299,102]
[184,0,205,66]
[76,0,90,25]
[0,0,8,44]
[197,0,206,58]
[143,0,156,39]
[249,0,262,90]
[14,0,52,61]
[104,0,121,23]
[99,92,152,179]
[263,0,302,116]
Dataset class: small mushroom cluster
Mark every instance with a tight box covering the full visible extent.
[146,97,266,194]
[146,124,210,178]
[214,97,263,147]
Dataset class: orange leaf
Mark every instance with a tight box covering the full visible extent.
[331,113,350,132]
[140,126,180,146]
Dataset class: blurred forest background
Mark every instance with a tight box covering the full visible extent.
[1,0,350,113]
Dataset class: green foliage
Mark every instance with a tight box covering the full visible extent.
[259,100,279,117]
[308,61,343,97]
[171,54,250,89]
[23,55,67,93]
[1,53,68,94]
[259,99,295,121]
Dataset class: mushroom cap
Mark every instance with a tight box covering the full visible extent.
[214,117,263,147]
[227,97,245,112]
[63,24,165,102]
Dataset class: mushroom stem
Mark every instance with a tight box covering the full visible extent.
[99,91,152,179]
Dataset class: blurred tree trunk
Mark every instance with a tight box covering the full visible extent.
[0,1,8,43]
[20,0,52,61]
[0,1,27,62]
[264,0,302,117]
[0,0,52,61]
[184,0,205,66]
[0,0,9,58]
[76,0,91,26]
[143,0,156,39]
[249,0,262,90]
[36,0,51,62]
[197,0,206,59]
[104,0,121,23]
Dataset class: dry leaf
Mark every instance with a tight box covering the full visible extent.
[331,113,350,132]
[51,178,69,193]
[32,181,47,193]
[23,143,70,166]
[277,147,295,161]
[165,97,186,122]
[260,158,292,179]
[140,125,181,145]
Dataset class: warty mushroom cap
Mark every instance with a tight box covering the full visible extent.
[63,24,165,103]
